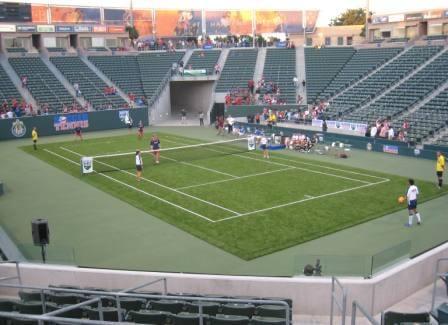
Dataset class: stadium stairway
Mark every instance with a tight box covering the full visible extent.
[325,45,412,104]
[253,47,267,84]
[181,49,193,68]
[295,46,306,103]
[8,56,77,113]
[0,55,36,108]
[212,48,231,103]
[346,46,448,123]
[50,56,128,110]
[262,48,297,104]
[78,55,133,106]
[40,55,86,108]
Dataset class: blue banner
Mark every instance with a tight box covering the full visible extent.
[445,10,448,17]
[383,145,399,155]
[55,25,74,32]
[73,25,92,32]
[16,25,36,32]
[54,113,89,131]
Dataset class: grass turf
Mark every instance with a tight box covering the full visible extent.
[22,132,448,260]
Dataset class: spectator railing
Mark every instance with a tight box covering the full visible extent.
[330,276,347,325]
[351,300,380,325]
[430,257,448,315]
[0,260,21,285]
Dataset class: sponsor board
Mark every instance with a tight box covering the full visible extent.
[383,145,399,154]
[53,113,88,131]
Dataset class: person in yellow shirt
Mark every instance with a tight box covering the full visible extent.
[31,127,38,150]
[436,151,445,189]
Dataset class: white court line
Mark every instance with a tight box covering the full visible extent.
[43,149,215,223]
[60,146,241,216]
[304,195,314,199]
[215,179,390,223]
[160,154,238,178]
[176,167,295,190]
[163,136,379,185]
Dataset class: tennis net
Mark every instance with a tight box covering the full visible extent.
[81,137,252,174]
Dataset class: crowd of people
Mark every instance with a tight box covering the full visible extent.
[365,118,409,142]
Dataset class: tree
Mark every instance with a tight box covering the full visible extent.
[330,8,366,26]
[330,8,372,37]
[126,26,139,46]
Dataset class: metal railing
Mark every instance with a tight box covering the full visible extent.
[0,260,21,285]
[431,257,448,313]
[351,300,380,325]
[330,276,347,325]
[0,276,290,325]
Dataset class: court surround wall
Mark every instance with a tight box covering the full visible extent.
[0,242,447,316]
[0,107,148,141]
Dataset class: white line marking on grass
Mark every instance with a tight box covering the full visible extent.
[161,155,238,178]
[304,195,314,199]
[163,136,378,184]
[60,146,241,216]
[215,179,390,223]
[176,167,294,190]
[43,149,215,223]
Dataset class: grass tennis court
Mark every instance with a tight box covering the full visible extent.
[22,132,448,260]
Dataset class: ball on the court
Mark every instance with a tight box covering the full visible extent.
[398,196,406,204]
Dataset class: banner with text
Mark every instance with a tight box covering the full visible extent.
[50,6,100,24]
[205,10,253,35]
[155,10,201,37]
[255,11,303,34]
[312,119,367,135]
[54,113,89,131]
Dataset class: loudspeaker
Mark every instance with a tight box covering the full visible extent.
[31,219,49,245]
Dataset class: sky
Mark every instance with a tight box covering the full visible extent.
[17,0,448,26]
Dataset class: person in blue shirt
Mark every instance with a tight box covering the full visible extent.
[150,134,161,164]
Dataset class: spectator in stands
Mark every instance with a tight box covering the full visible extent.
[6,109,13,119]
[21,76,27,88]
[214,64,220,74]
[293,76,299,88]
[388,127,395,140]
[255,113,261,124]
[248,80,255,94]
[181,108,187,124]
[74,83,81,97]
[302,79,306,88]
[402,120,410,131]
[370,124,378,138]
[226,115,234,133]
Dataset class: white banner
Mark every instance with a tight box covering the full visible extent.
[248,136,256,151]
[81,157,94,174]
[312,119,367,135]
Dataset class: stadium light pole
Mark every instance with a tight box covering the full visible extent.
[365,0,370,41]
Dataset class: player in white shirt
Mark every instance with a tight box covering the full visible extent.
[135,150,143,181]
[405,178,421,227]
[260,136,269,159]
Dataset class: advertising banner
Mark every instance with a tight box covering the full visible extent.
[73,25,92,32]
[53,113,89,131]
[81,157,94,174]
[50,6,100,24]
[205,10,252,35]
[156,10,202,37]
[93,25,107,33]
[104,8,152,37]
[0,24,16,32]
[107,25,125,33]
[388,14,404,23]
[37,24,55,32]
[312,119,367,135]
[16,25,37,32]
[383,145,399,154]
[55,25,74,32]
[305,10,319,33]
[372,15,389,24]
[423,10,443,19]
[0,2,31,22]
[255,11,303,34]
[405,13,423,21]
[31,5,48,24]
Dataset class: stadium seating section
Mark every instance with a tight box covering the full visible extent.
[324,46,442,119]
[46,47,67,52]
[137,52,184,102]
[186,50,221,74]
[9,57,75,112]
[347,49,448,125]
[304,47,355,104]
[215,49,258,92]
[262,49,296,104]
[6,48,27,53]
[0,288,292,325]
[317,47,402,100]
[50,56,127,109]
[0,65,22,105]
[89,55,145,99]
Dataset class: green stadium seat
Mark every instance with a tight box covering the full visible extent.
[18,291,42,302]
[46,292,83,305]
[149,299,184,314]
[186,50,221,75]
[84,306,125,321]
[221,303,255,317]
[382,311,430,325]
[186,301,220,315]
[210,314,250,325]
[251,316,287,324]
[126,310,170,324]
[116,297,147,312]
[256,304,287,318]
[14,301,43,315]
[172,312,207,325]
[0,300,16,311]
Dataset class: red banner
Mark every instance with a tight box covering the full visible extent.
[31,5,48,24]
[107,25,125,33]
